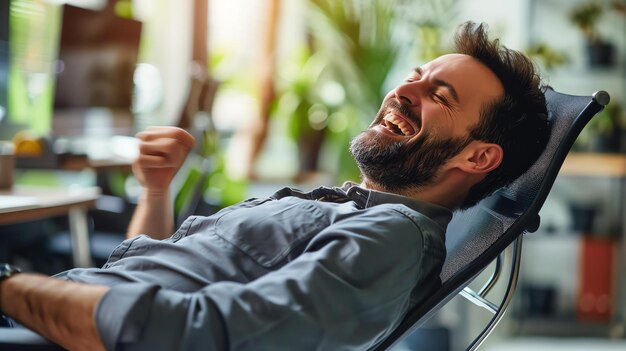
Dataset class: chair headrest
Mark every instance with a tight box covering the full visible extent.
[441,87,609,282]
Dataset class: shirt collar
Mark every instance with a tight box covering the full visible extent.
[340,181,453,230]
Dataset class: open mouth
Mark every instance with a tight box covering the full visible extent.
[380,114,418,137]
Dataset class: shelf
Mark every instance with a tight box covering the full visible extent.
[513,317,625,338]
[485,336,626,351]
[560,153,626,178]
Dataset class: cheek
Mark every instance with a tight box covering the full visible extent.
[422,104,471,139]
[419,106,447,134]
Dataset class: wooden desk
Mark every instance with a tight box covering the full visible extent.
[0,186,101,268]
[58,154,133,172]
[17,153,133,172]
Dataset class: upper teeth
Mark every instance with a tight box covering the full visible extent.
[383,114,415,136]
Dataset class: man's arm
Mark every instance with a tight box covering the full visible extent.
[92,206,434,350]
[126,127,195,239]
[0,273,108,350]
[126,190,174,240]
[0,207,438,350]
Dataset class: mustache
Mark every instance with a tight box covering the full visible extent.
[378,99,421,129]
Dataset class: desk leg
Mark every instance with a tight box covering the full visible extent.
[68,207,94,268]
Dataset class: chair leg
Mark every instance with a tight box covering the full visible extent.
[466,235,524,350]
[478,252,504,298]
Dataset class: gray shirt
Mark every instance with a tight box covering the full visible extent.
[56,184,451,351]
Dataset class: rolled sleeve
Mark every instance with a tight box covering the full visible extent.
[96,283,227,351]
[96,283,158,350]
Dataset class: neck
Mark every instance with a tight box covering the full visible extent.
[359,179,459,210]
[360,168,478,210]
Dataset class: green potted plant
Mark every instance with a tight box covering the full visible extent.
[525,43,568,71]
[272,0,408,182]
[569,2,615,67]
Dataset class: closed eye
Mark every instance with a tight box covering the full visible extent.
[433,93,449,104]
[433,93,458,113]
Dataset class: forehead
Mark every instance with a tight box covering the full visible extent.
[421,53,504,112]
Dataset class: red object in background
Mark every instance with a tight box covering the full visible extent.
[577,236,616,323]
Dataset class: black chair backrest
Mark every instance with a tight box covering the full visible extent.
[372,87,610,350]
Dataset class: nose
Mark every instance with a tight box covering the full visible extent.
[393,81,422,106]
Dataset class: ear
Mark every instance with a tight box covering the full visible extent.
[457,142,503,175]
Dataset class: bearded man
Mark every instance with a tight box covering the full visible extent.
[0,21,549,351]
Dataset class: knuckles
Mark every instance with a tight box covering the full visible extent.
[137,126,196,149]
[133,127,195,170]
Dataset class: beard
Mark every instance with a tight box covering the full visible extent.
[349,126,472,192]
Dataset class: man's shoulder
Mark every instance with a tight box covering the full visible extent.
[360,203,447,256]
[363,203,444,232]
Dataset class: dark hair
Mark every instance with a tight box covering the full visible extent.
[454,21,550,208]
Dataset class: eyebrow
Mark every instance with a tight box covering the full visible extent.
[413,67,460,104]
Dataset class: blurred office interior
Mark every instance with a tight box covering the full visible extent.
[1,0,626,349]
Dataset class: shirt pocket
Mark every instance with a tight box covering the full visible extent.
[214,197,329,268]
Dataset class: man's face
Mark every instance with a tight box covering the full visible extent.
[350,54,504,190]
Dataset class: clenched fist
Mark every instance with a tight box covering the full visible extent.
[132,126,196,195]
